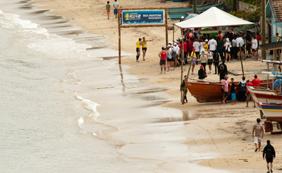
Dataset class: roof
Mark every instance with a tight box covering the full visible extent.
[175,7,253,29]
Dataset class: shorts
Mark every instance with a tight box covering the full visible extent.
[114,9,118,15]
[266,157,273,163]
[160,59,166,65]
[142,48,147,52]
[207,59,213,65]
[254,136,262,144]
[223,92,228,98]
[167,58,174,62]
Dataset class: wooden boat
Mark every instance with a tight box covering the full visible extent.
[248,86,282,122]
[257,103,282,122]
[248,87,282,104]
[187,80,271,103]
[186,81,222,103]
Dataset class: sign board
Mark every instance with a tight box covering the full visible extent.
[121,9,165,26]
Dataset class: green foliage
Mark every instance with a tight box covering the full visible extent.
[240,0,261,5]
[230,8,261,22]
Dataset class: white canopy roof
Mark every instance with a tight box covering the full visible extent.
[175,7,253,29]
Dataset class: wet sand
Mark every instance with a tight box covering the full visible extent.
[1,0,282,173]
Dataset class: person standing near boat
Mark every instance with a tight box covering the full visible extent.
[237,76,247,101]
[252,118,265,152]
[263,140,276,173]
[252,74,261,87]
[218,60,228,81]
[230,78,236,102]
[246,80,256,107]
[221,75,229,104]
[180,75,188,104]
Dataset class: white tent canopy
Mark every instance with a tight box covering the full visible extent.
[175,7,253,29]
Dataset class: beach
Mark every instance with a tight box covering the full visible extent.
[0,0,282,172]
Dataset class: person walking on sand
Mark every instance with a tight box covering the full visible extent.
[112,0,119,18]
[180,75,188,104]
[141,37,151,61]
[262,140,276,173]
[252,118,265,152]
[136,38,142,62]
[106,1,111,20]
[263,140,276,173]
[159,47,167,74]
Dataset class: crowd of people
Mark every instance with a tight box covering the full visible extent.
[154,30,260,76]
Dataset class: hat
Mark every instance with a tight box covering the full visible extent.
[205,39,208,42]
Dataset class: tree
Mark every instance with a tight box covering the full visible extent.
[233,0,239,11]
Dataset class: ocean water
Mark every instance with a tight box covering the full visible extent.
[0,1,232,173]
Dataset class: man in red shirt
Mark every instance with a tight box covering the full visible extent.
[178,40,188,64]
[246,80,256,107]
[252,74,261,87]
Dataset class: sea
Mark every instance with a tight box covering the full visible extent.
[0,1,230,173]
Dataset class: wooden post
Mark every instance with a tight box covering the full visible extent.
[267,62,270,89]
[239,44,245,77]
[165,9,168,46]
[261,0,266,60]
[181,37,184,82]
[180,34,185,103]
[118,9,122,64]
[172,24,175,43]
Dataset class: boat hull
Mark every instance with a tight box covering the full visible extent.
[187,81,222,103]
[248,87,282,122]
[187,80,272,103]
[258,103,282,122]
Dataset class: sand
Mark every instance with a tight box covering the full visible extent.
[9,0,282,172]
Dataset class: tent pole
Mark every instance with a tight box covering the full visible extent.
[239,44,245,77]
[173,24,175,43]
[261,0,266,60]
[180,34,184,103]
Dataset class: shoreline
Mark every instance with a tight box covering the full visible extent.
[14,0,282,172]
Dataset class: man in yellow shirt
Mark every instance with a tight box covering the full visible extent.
[141,37,152,61]
[136,38,142,62]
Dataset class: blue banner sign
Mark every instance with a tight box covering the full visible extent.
[121,9,165,26]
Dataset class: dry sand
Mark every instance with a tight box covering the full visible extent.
[26,0,282,172]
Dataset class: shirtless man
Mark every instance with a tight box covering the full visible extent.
[252,118,265,152]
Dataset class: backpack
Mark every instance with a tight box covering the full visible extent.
[239,82,246,92]
[218,64,225,73]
